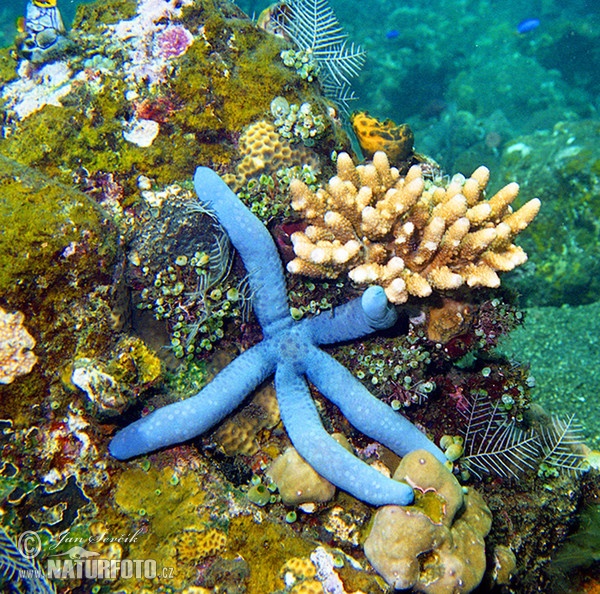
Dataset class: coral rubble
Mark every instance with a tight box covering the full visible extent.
[288,150,540,303]
[70,335,162,415]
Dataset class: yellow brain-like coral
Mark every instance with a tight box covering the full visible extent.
[279,556,323,594]
[0,306,38,384]
[290,580,324,594]
[227,120,320,189]
[213,382,280,456]
[280,556,317,581]
[287,151,540,303]
[173,528,227,564]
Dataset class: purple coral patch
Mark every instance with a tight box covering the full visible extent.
[156,25,194,59]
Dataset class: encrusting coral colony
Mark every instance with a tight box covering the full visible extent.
[0,0,597,593]
[288,151,541,304]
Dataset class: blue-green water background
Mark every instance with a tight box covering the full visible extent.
[1,0,599,444]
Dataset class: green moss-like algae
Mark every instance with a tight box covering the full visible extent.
[172,7,293,131]
[0,88,132,189]
[0,154,117,302]
[0,47,18,85]
[115,466,206,538]
[0,155,120,420]
[227,515,313,594]
[71,0,137,30]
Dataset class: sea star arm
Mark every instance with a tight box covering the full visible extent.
[301,285,398,345]
[275,357,416,506]
[194,167,291,336]
[109,342,275,460]
[306,348,447,463]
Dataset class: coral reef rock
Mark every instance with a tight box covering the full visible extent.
[0,307,37,384]
[288,151,540,303]
[213,382,280,456]
[110,166,446,507]
[363,449,492,593]
[70,336,162,416]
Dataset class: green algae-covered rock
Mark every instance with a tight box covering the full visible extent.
[0,155,120,419]
[0,154,118,306]
[496,120,600,307]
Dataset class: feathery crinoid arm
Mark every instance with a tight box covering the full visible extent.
[194,167,291,337]
[109,343,275,459]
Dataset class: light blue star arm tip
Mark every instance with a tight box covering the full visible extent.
[307,348,447,464]
[301,286,397,345]
[361,285,398,329]
[193,167,290,335]
[275,361,415,506]
[109,343,274,460]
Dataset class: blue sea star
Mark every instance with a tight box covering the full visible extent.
[109,167,446,506]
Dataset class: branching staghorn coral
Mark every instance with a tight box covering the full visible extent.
[287,151,541,303]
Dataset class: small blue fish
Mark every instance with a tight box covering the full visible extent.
[517,18,540,34]
[386,30,400,39]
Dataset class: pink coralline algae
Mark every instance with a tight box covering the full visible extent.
[109,0,195,85]
[156,25,194,59]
